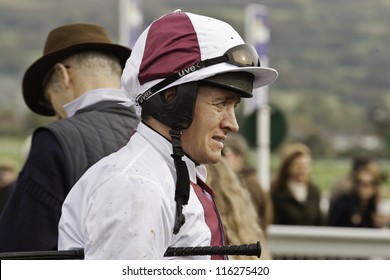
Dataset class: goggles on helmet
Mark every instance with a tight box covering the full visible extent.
[136,44,261,105]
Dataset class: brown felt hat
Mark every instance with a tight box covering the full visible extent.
[22,23,132,116]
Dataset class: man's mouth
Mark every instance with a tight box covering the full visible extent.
[212,136,226,149]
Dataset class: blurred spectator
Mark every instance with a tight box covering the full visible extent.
[222,133,273,232]
[270,143,323,226]
[206,158,271,260]
[329,155,387,204]
[328,165,389,228]
[0,159,18,213]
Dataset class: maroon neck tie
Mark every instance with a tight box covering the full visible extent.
[191,178,227,260]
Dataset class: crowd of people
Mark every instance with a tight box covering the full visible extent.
[0,10,389,260]
[218,134,390,253]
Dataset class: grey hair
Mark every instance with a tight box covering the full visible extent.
[46,51,122,93]
[63,51,122,78]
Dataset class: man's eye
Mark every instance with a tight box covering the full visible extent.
[211,98,240,109]
[212,101,227,108]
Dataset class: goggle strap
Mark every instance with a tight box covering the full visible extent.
[137,56,229,105]
[137,61,204,105]
[202,55,228,67]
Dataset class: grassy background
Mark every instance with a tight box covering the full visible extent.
[0,136,26,171]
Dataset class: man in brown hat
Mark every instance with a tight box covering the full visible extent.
[0,23,139,252]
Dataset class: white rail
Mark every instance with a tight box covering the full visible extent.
[266,225,390,259]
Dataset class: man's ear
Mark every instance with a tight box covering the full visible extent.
[53,63,70,86]
[162,87,177,103]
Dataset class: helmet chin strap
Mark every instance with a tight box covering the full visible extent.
[141,82,198,234]
[169,128,190,234]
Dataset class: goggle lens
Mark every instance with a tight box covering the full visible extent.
[226,44,261,67]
